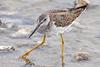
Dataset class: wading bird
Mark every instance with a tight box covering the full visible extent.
[19,0,90,67]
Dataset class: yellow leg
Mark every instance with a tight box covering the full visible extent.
[18,34,46,65]
[60,33,65,67]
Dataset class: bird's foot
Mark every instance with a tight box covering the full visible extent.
[18,51,35,65]
[18,56,34,65]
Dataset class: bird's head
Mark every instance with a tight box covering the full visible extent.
[38,15,50,26]
[28,14,50,38]
[74,0,90,8]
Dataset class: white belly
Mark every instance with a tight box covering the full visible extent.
[51,20,77,34]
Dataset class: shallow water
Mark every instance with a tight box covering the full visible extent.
[0,0,100,67]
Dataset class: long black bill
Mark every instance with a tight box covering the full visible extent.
[28,22,42,38]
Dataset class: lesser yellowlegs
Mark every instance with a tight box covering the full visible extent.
[19,0,90,67]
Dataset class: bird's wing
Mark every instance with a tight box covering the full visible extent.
[49,10,77,27]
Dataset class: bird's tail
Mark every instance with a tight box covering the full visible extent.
[74,0,90,8]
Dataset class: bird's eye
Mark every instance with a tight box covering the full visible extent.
[44,18,46,21]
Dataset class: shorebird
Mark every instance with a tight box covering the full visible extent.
[19,0,90,67]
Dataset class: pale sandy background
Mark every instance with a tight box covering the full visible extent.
[0,0,100,67]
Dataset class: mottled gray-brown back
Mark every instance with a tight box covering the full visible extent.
[38,6,86,27]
